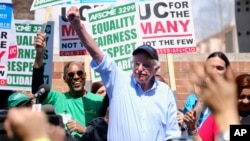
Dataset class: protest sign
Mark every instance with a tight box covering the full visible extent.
[59,11,87,56]
[59,4,106,56]
[85,2,141,81]
[34,0,138,56]
[0,0,18,86]
[66,0,116,4]
[139,0,196,53]
[0,20,54,91]
[30,0,68,11]
[35,1,111,83]
[34,0,196,86]
[35,0,196,56]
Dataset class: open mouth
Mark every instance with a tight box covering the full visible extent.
[138,74,147,78]
[72,81,81,88]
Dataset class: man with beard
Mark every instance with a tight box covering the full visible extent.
[32,33,104,140]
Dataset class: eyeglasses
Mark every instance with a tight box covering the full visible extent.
[132,62,152,70]
[68,70,83,78]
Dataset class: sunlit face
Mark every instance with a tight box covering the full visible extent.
[205,56,226,76]
[238,88,250,114]
[65,62,86,93]
[132,53,159,85]
[96,86,106,97]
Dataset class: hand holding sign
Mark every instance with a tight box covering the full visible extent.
[34,32,46,63]
[67,6,82,30]
[33,32,46,69]
[34,32,46,48]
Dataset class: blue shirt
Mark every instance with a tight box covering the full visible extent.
[91,55,180,141]
[183,93,211,127]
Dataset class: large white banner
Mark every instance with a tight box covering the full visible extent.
[35,0,122,56]
[0,0,18,86]
[138,0,196,53]
[2,20,54,91]
[34,0,196,82]
[35,0,196,56]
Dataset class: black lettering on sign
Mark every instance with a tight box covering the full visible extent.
[61,5,102,22]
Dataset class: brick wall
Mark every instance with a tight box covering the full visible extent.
[12,0,34,20]
[172,61,250,109]
[11,0,250,110]
[50,56,250,110]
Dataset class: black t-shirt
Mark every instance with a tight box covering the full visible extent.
[81,117,108,141]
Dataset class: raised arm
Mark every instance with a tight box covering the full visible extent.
[67,6,104,64]
[32,33,46,94]
[33,33,45,68]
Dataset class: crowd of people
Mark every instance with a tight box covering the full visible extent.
[1,5,249,141]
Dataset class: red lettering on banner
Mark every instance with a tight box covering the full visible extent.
[141,20,190,34]
[62,24,85,36]
[62,25,77,36]
[179,20,189,32]
[166,21,178,32]
[156,47,196,54]
[141,22,152,34]
[60,50,89,56]
[155,21,168,33]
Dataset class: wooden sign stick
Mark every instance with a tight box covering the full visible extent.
[167,54,176,91]
[40,6,52,33]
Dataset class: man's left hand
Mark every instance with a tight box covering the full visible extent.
[66,120,86,134]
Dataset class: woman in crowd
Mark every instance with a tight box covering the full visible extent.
[4,60,239,141]
[185,73,250,141]
[91,81,107,97]
[184,51,230,130]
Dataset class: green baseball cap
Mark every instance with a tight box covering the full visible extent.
[8,92,30,107]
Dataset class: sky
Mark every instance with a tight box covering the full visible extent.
[191,0,235,40]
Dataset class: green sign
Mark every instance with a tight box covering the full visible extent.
[30,0,67,11]
[0,20,54,90]
[86,2,141,82]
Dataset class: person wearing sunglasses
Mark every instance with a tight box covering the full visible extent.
[32,37,104,140]
[66,6,180,141]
